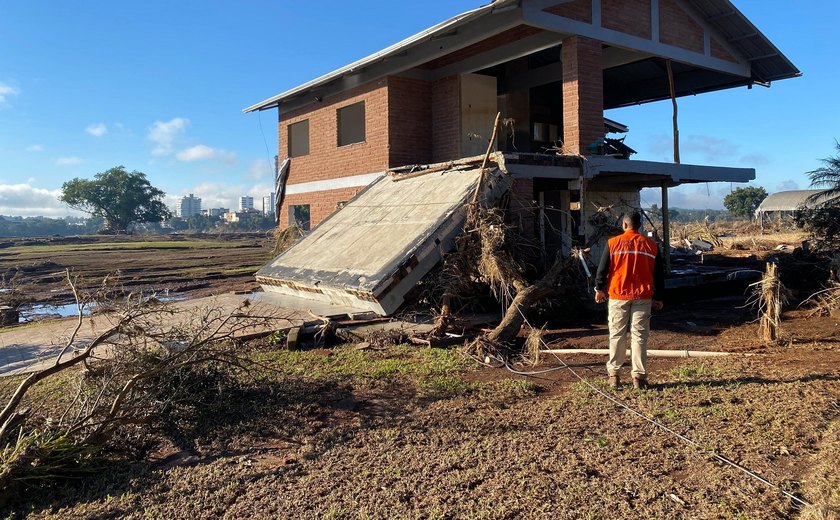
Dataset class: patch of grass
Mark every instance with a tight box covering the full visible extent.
[670,362,722,381]
[420,375,477,399]
[254,344,470,386]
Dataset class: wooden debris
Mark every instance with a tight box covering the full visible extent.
[755,262,786,343]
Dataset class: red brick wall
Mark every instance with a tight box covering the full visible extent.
[562,36,603,155]
[544,0,592,24]
[602,0,652,39]
[279,187,362,229]
[432,75,461,162]
[711,36,737,63]
[388,77,433,167]
[278,80,390,186]
[509,178,536,240]
[422,26,543,70]
[659,0,704,53]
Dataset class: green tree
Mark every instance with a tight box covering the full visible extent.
[807,140,840,198]
[60,166,171,233]
[723,186,768,219]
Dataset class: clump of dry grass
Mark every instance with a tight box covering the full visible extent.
[271,223,304,256]
[801,282,840,317]
[466,206,524,306]
[523,325,546,366]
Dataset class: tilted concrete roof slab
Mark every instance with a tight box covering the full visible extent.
[257,162,511,316]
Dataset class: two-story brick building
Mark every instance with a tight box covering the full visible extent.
[245,0,797,268]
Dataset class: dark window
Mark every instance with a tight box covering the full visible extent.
[337,101,365,146]
[289,204,310,231]
[288,120,310,157]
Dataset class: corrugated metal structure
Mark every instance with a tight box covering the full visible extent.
[757,190,840,213]
[756,189,840,228]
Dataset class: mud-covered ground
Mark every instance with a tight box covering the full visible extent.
[0,234,271,305]
[1,231,838,518]
[2,305,838,519]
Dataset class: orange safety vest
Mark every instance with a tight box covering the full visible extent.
[606,229,659,300]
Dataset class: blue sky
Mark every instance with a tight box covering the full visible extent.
[0,1,836,216]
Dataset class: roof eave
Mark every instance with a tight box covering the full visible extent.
[243,0,519,113]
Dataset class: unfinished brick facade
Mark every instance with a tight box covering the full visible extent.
[432,75,461,163]
[659,0,705,53]
[602,0,652,40]
[562,36,603,156]
[545,0,592,24]
[270,0,757,230]
[279,187,361,229]
[278,79,390,186]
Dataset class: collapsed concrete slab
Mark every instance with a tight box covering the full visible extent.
[256,158,511,316]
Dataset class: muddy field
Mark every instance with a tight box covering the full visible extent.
[0,233,272,305]
[0,231,838,518]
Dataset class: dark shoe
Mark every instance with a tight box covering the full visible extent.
[608,374,620,389]
[633,377,648,390]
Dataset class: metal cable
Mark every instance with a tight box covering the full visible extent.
[508,304,811,508]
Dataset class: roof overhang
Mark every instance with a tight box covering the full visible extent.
[244,0,799,114]
[244,0,520,113]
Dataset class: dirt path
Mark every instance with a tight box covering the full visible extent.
[0,294,306,376]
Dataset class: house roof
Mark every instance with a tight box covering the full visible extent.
[244,0,799,113]
[243,0,517,113]
[756,190,840,213]
[684,0,799,84]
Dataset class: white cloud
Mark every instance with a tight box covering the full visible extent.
[25,144,44,152]
[0,82,20,106]
[246,158,271,180]
[0,183,82,217]
[55,156,82,166]
[175,144,236,164]
[641,183,739,210]
[648,134,739,164]
[777,180,800,192]
[85,123,108,137]
[148,117,189,156]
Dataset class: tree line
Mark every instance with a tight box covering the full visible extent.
[44,145,840,235]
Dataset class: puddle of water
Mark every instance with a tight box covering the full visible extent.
[18,293,187,323]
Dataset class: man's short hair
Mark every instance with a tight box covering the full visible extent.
[623,211,642,229]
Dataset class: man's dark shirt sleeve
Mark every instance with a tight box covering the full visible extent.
[653,248,665,300]
[594,246,611,292]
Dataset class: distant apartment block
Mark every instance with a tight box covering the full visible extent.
[262,192,276,215]
[177,194,202,218]
[200,207,229,218]
[239,196,254,211]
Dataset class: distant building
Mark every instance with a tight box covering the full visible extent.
[239,196,254,211]
[177,194,202,218]
[203,207,229,217]
[223,208,260,224]
[262,193,276,216]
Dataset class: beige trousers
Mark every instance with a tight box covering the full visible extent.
[606,299,652,378]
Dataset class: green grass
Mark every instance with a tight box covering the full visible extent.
[255,344,470,384]
[256,345,474,392]
[670,362,722,381]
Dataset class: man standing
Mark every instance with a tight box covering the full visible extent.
[594,211,665,389]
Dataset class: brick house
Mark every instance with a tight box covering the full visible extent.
[245,0,797,264]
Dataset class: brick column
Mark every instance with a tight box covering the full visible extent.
[562,36,604,155]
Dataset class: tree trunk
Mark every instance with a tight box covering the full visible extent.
[483,256,571,345]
